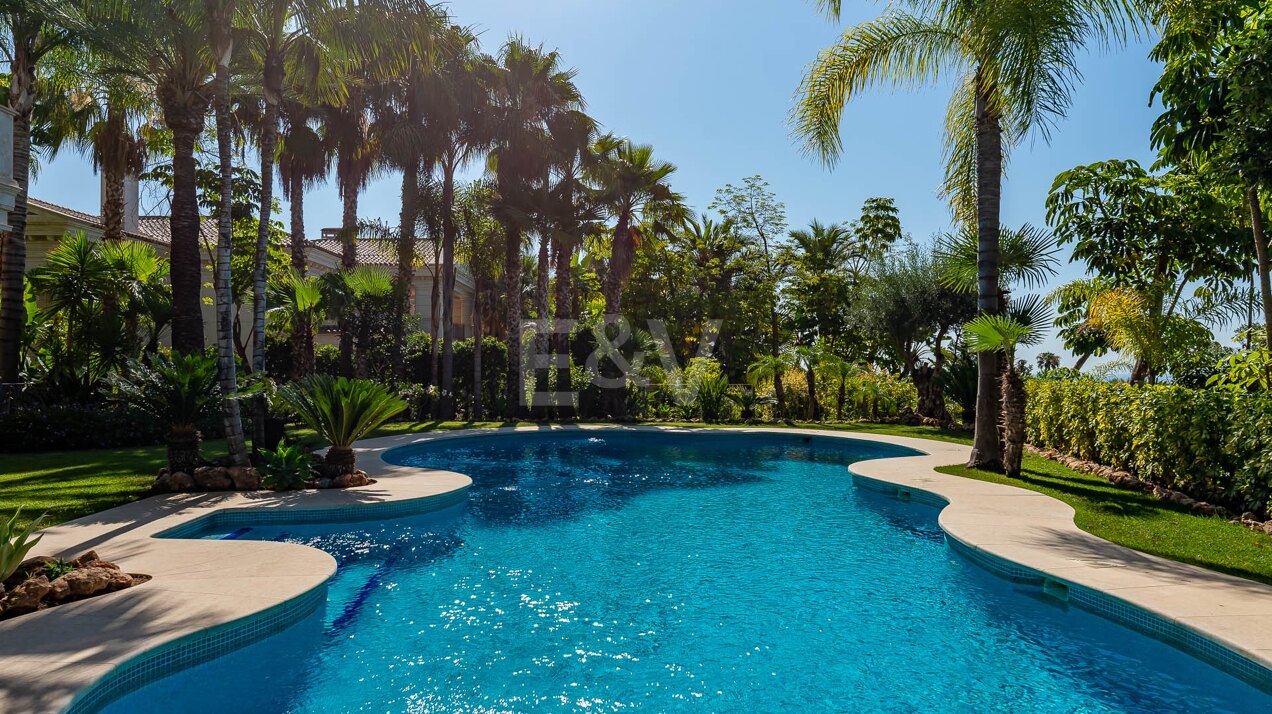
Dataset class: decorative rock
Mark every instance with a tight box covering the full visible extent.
[103,570,134,592]
[193,466,234,491]
[70,551,100,568]
[61,568,113,597]
[314,478,334,489]
[228,466,262,491]
[153,471,195,493]
[47,576,69,602]
[1263,522,1272,536]
[1,576,51,617]
[332,471,370,489]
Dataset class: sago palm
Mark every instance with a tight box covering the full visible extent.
[792,0,1148,470]
[106,353,221,474]
[278,375,406,474]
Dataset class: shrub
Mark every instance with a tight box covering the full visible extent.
[1,508,44,581]
[105,354,222,473]
[693,372,734,423]
[258,443,314,491]
[278,375,407,474]
[1026,380,1272,514]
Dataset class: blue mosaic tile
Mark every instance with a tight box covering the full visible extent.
[62,583,327,714]
[856,476,1272,694]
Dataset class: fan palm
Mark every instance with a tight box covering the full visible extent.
[792,0,1148,470]
[963,313,1043,478]
[267,268,325,379]
[277,375,406,474]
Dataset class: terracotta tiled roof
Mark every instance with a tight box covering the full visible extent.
[27,198,101,226]
[308,237,438,267]
[133,215,218,247]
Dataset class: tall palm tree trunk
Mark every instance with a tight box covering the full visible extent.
[165,109,208,355]
[338,150,358,377]
[473,275,484,419]
[1249,187,1272,353]
[503,223,523,417]
[553,232,574,417]
[429,238,441,391]
[534,232,550,414]
[288,172,314,379]
[969,76,1003,471]
[394,159,418,386]
[601,214,632,316]
[251,51,281,453]
[212,21,248,466]
[0,107,30,383]
[439,163,458,419]
[99,104,129,242]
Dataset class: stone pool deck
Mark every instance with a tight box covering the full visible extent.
[2,424,1272,712]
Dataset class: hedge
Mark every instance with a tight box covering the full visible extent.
[1026,379,1272,515]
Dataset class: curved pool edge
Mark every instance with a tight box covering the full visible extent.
[3,424,1272,712]
[0,453,472,714]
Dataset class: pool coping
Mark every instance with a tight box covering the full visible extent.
[1,424,1271,711]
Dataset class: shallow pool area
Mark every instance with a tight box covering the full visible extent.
[101,431,1272,713]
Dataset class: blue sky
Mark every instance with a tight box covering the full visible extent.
[32,0,1167,366]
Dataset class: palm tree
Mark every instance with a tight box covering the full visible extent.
[964,314,1042,478]
[418,31,492,418]
[278,97,330,375]
[746,351,795,421]
[594,136,682,316]
[791,344,823,421]
[818,355,859,422]
[1036,351,1060,372]
[0,2,80,382]
[486,38,585,417]
[77,0,220,355]
[238,0,341,448]
[107,353,221,474]
[792,0,1147,470]
[457,181,503,418]
[267,268,324,379]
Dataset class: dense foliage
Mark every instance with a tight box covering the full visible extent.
[1027,379,1272,514]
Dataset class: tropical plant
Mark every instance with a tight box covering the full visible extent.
[692,371,733,423]
[258,442,313,491]
[963,314,1042,478]
[817,355,858,422]
[0,507,44,582]
[727,385,775,423]
[41,557,73,580]
[746,351,795,421]
[792,0,1149,470]
[277,375,407,474]
[105,353,220,474]
[267,268,325,379]
[0,1,82,384]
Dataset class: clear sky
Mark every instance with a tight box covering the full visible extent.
[31,0,1167,367]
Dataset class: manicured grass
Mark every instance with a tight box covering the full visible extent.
[938,458,1272,586]
[5,419,1272,586]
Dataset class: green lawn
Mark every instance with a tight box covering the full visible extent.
[5,420,1272,585]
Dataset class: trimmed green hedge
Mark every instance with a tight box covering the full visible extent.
[1026,380,1272,514]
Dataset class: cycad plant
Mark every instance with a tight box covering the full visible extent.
[692,372,734,423]
[963,314,1041,478]
[106,354,221,474]
[727,386,776,423]
[277,375,407,474]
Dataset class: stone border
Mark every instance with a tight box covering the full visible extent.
[3,424,1272,712]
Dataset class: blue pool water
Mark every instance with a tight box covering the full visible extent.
[103,431,1271,713]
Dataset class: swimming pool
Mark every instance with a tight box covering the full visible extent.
[101,430,1272,712]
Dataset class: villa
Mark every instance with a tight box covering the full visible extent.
[23,184,476,348]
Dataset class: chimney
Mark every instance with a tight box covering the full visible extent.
[99,171,141,235]
[123,173,139,234]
